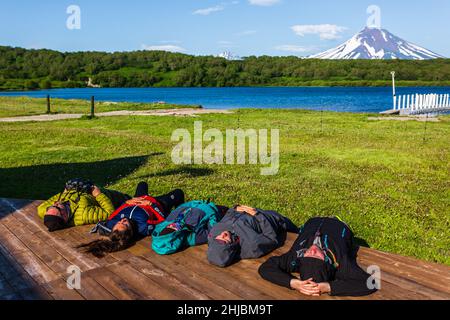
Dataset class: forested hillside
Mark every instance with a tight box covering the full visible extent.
[1,46,449,90]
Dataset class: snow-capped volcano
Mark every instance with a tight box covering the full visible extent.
[310,27,444,60]
[216,51,241,60]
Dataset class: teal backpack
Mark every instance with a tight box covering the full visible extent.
[152,200,221,255]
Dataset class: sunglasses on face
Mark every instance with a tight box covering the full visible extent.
[46,203,70,218]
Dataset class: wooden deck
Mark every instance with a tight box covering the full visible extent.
[0,198,449,300]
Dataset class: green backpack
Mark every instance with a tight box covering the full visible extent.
[152,200,221,255]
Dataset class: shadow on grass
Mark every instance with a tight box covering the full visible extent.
[136,166,215,179]
[0,154,162,200]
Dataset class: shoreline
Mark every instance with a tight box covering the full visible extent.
[2,82,450,93]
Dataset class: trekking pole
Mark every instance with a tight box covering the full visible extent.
[90,96,95,118]
[46,95,51,114]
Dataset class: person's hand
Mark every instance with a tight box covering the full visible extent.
[290,278,320,296]
[317,282,331,295]
[92,186,102,197]
[126,198,140,205]
[126,198,151,206]
[235,205,257,216]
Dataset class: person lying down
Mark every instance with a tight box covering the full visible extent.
[152,200,228,255]
[78,181,184,258]
[258,217,378,297]
[207,205,299,267]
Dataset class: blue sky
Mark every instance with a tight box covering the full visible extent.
[0,0,449,57]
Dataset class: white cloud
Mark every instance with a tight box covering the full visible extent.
[248,0,281,6]
[193,5,224,15]
[141,44,186,53]
[159,40,181,44]
[275,45,316,53]
[291,24,347,40]
[236,30,257,36]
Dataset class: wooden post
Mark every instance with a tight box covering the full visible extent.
[90,96,95,118]
[46,95,51,114]
[391,71,396,110]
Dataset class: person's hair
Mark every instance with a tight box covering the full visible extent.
[78,220,137,258]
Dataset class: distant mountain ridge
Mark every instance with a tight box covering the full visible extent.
[310,27,444,60]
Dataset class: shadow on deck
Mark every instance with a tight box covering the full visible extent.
[0,198,449,300]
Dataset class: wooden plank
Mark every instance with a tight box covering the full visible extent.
[0,248,43,292]
[0,278,16,299]
[71,271,117,300]
[125,253,212,300]
[140,240,303,300]
[360,247,450,278]
[1,199,450,301]
[1,215,75,278]
[42,279,85,300]
[16,285,54,300]
[3,199,103,271]
[129,244,242,300]
[106,260,195,300]
[358,248,450,294]
[85,267,147,300]
[136,242,269,300]
[0,227,59,285]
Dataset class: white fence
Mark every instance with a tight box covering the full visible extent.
[393,93,450,114]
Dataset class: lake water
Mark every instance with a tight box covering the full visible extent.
[1,87,450,113]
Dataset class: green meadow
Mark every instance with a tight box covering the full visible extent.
[0,96,197,118]
[0,101,449,265]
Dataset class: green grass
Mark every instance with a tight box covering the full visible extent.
[0,96,200,117]
[0,107,449,265]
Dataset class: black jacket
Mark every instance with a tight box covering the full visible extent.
[207,208,298,267]
[258,217,377,297]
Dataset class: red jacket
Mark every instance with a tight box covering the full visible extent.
[106,196,166,236]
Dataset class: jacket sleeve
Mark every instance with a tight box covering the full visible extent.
[243,213,282,256]
[329,257,378,296]
[76,193,115,226]
[258,249,297,289]
[37,193,62,219]
[190,212,219,245]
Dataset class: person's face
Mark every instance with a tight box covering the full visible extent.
[303,244,325,261]
[45,203,69,223]
[113,218,131,233]
[215,231,232,244]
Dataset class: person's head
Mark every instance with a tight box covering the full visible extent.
[207,230,240,267]
[78,219,138,258]
[303,244,325,261]
[112,218,132,233]
[297,245,335,283]
[44,202,71,232]
[215,231,233,244]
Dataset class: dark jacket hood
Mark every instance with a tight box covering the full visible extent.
[207,237,241,267]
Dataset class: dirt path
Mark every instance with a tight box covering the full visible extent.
[0,108,232,123]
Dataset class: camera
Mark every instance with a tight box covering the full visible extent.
[65,178,94,194]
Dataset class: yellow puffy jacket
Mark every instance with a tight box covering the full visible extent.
[37,188,130,226]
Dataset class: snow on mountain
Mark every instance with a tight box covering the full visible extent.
[310,27,444,60]
[217,51,241,60]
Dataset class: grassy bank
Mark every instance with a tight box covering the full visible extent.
[0,96,199,118]
[0,109,448,265]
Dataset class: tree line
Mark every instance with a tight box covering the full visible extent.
[0,45,449,90]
